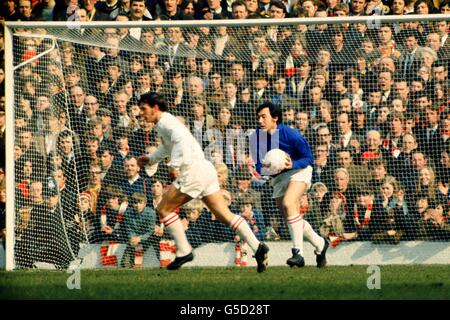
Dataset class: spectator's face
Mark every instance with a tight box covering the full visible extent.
[298,62,310,77]
[391,117,404,135]
[91,124,103,137]
[381,182,394,199]
[368,91,382,106]
[71,87,85,107]
[332,32,344,46]
[347,76,360,93]
[371,165,386,180]
[164,0,178,12]
[84,97,99,117]
[412,153,426,169]
[115,93,128,114]
[411,81,424,92]
[405,36,418,51]
[339,99,352,113]
[315,145,329,160]
[231,64,245,81]
[244,0,258,12]
[378,72,392,91]
[101,151,114,168]
[86,139,99,155]
[23,160,33,178]
[219,107,231,125]
[240,204,252,218]
[394,81,409,100]
[36,96,50,112]
[207,0,221,9]
[416,198,428,213]
[442,4,450,13]
[254,78,268,90]
[151,181,164,197]
[232,4,248,19]
[138,74,151,89]
[378,58,395,73]
[362,40,374,54]
[89,166,102,185]
[53,169,66,190]
[309,87,322,104]
[416,96,430,110]
[436,21,448,35]
[378,26,392,44]
[335,171,349,192]
[440,151,450,168]
[192,103,204,119]
[274,78,286,94]
[188,78,203,97]
[416,2,429,14]
[108,196,120,210]
[426,33,441,52]
[426,108,439,126]
[442,115,450,131]
[318,128,332,144]
[19,0,32,18]
[269,5,285,18]
[66,72,80,88]
[258,107,278,131]
[296,112,308,131]
[351,0,366,13]
[402,134,417,153]
[125,158,140,178]
[420,54,434,70]
[433,66,448,81]
[59,135,73,155]
[313,74,326,88]
[338,113,351,134]
[224,83,237,98]
[419,168,432,186]
[392,0,405,14]
[366,131,381,151]
[392,99,405,113]
[312,187,327,202]
[378,107,390,122]
[302,0,316,17]
[333,74,346,92]
[240,88,251,102]
[317,50,331,66]
[168,27,183,44]
[337,151,352,168]
[186,57,197,71]
[130,0,146,19]
[30,182,43,204]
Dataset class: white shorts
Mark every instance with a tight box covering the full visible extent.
[270,165,313,199]
[173,159,220,199]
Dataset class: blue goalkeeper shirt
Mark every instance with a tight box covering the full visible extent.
[250,123,314,176]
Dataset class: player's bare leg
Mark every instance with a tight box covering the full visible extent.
[157,184,194,270]
[202,191,269,273]
[277,181,327,267]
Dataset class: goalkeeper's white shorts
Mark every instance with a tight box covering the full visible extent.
[270,165,313,199]
[173,159,220,199]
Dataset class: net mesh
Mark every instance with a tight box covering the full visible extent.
[9,18,450,269]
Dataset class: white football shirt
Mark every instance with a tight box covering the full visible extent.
[147,112,205,170]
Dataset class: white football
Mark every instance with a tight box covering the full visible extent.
[262,149,287,175]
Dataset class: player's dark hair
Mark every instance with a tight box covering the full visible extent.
[257,101,282,124]
[139,92,168,112]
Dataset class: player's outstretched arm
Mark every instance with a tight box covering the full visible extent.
[138,144,169,168]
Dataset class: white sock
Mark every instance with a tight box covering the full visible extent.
[230,215,260,252]
[286,214,304,254]
[303,219,325,254]
[162,212,192,257]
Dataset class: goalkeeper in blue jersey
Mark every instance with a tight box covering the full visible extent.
[250,101,329,267]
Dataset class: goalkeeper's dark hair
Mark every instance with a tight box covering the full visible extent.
[257,101,282,124]
[139,92,168,112]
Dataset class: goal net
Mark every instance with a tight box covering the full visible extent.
[5,15,450,269]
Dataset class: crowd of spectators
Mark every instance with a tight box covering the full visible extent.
[2,0,450,268]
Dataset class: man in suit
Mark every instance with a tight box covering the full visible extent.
[158,26,192,70]
[271,74,299,110]
[398,29,422,81]
[335,112,362,150]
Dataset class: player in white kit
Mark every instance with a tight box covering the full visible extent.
[138,93,269,271]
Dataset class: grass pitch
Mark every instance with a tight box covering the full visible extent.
[1,265,449,300]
